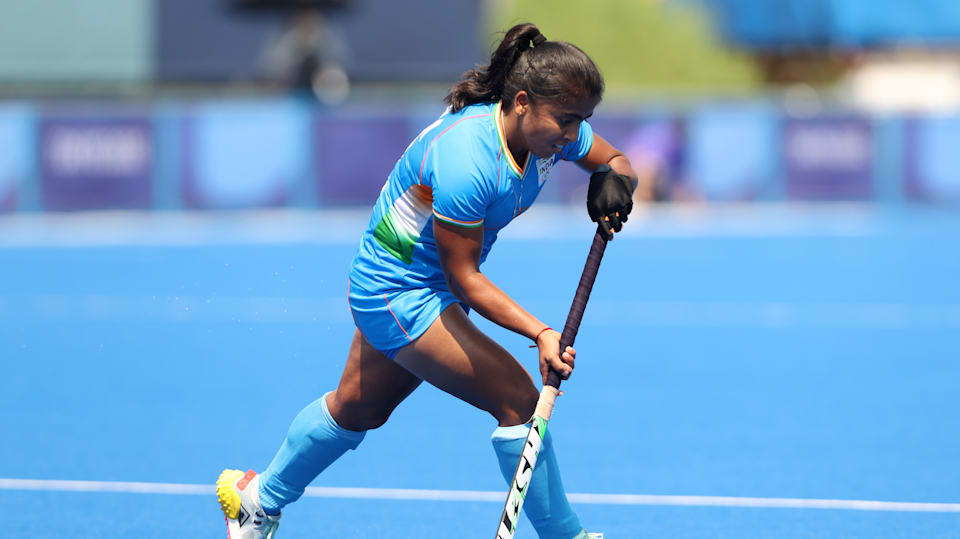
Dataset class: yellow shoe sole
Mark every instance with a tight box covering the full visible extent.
[216,469,245,520]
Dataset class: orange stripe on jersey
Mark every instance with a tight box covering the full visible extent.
[407,183,434,203]
[496,146,502,191]
[432,210,484,228]
[495,101,526,177]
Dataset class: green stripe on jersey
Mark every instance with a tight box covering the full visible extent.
[373,185,433,264]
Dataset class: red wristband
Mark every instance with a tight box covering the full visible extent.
[533,326,552,344]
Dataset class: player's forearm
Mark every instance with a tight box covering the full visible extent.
[451,271,547,340]
[608,154,638,191]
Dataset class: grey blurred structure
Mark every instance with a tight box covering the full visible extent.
[258,9,352,104]
[0,0,483,96]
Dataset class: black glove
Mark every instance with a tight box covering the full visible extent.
[587,164,634,239]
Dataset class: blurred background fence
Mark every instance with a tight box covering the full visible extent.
[2,0,960,212]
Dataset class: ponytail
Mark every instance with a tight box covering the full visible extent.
[444,23,544,112]
[444,23,603,113]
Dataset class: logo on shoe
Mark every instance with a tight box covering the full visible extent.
[237,469,257,491]
[238,507,249,528]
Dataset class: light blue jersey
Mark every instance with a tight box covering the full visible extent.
[347,101,594,356]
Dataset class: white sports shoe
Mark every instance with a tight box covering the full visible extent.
[573,531,604,539]
[217,469,281,539]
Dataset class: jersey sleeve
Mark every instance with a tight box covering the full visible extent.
[560,119,595,162]
[427,135,494,229]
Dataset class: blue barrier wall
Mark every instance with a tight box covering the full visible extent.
[1,98,958,212]
[701,0,960,48]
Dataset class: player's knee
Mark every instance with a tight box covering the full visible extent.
[494,385,538,426]
[519,388,538,422]
[353,410,391,430]
[329,396,392,431]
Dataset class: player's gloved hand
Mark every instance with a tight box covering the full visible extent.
[535,328,575,385]
[587,164,634,239]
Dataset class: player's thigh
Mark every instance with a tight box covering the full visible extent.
[393,303,538,426]
[329,329,422,431]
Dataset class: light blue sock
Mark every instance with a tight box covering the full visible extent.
[492,425,582,539]
[258,392,365,515]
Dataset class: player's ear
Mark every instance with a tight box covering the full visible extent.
[513,91,530,116]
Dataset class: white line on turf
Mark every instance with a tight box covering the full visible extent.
[2,479,959,513]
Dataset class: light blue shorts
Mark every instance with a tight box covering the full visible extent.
[347,276,465,359]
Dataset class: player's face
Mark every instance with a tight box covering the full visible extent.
[518,92,599,159]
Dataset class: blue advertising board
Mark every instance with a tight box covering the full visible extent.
[0,106,31,212]
[783,116,874,201]
[313,112,411,206]
[182,101,310,209]
[687,104,778,201]
[39,111,154,211]
[905,116,960,203]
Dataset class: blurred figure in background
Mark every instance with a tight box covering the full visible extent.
[624,116,698,204]
[259,8,351,104]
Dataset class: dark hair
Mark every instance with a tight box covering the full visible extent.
[444,23,604,113]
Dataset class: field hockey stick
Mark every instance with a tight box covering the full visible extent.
[496,227,609,539]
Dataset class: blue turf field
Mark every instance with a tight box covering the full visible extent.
[1,206,958,538]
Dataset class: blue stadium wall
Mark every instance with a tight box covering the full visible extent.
[1,99,959,212]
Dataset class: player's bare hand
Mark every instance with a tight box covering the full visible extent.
[535,329,576,384]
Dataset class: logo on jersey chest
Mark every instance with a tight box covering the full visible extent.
[536,156,558,188]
